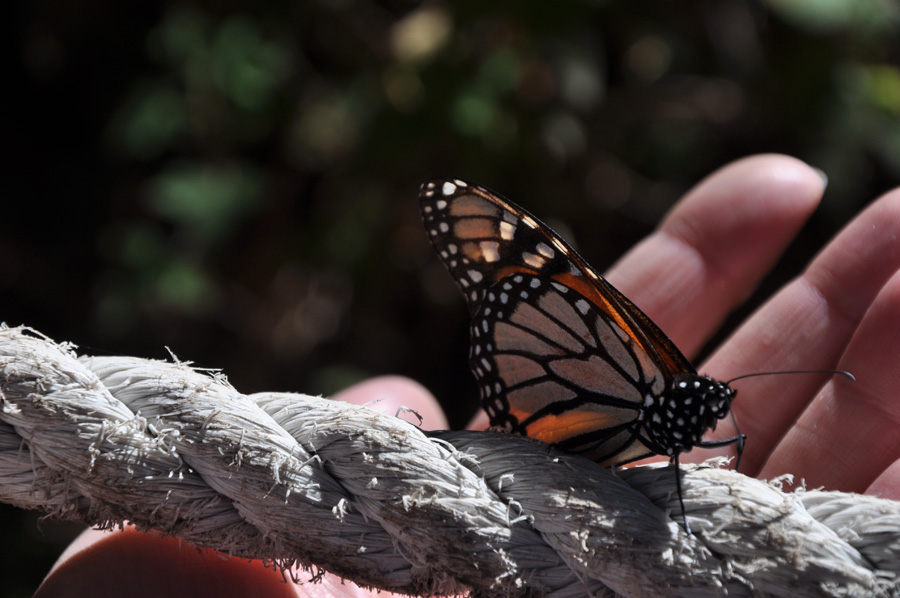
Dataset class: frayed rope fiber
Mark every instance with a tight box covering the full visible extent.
[0,325,898,598]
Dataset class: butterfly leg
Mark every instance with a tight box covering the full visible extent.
[671,453,692,535]
[672,434,747,535]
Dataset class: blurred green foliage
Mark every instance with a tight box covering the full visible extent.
[4,0,900,594]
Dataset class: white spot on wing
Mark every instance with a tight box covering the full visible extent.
[536,242,555,259]
[522,252,545,268]
[442,182,457,195]
[481,241,500,262]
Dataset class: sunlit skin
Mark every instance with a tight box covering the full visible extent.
[34,155,900,597]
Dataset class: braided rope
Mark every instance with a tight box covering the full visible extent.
[0,325,897,597]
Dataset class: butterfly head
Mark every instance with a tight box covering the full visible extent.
[643,375,737,457]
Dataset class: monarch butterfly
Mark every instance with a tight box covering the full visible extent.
[419,177,744,533]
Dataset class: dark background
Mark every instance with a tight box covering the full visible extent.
[4,1,900,595]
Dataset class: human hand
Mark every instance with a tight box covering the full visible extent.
[35,153,900,596]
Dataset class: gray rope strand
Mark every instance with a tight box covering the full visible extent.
[0,325,897,597]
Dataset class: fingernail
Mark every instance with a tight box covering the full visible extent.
[810,166,829,190]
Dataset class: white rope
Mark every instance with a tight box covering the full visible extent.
[0,325,897,597]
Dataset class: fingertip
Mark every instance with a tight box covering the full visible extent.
[331,375,449,430]
[810,165,828,189]
[733,153,825,190]
[666,154,825,237]
[758,154,827,210]
[607,154,826,357]
[43,527,112,578]
[466,409,490,431]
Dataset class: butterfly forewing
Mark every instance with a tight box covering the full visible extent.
[421,179,565,312]
[420,179,694,378]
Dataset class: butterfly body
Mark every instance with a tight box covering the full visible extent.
[419,178,737,470]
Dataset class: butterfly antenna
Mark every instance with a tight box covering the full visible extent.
[726,369,854,384]
[717,369,849,473]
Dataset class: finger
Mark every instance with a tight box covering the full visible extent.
[36,527,294,598]
[43,529,395,598]
[759,268,900,490]
[702,189,900,474]
[331,375,448,430]
[606,154,824,358]
[868,460,900,500]
[467,409,490,431]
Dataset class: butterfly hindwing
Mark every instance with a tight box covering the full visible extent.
[470,272,667,465]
